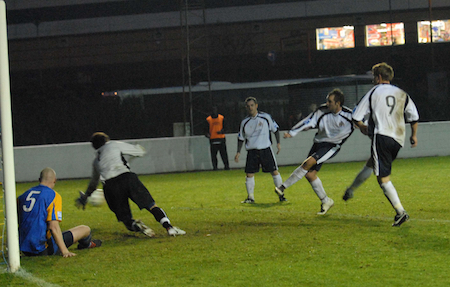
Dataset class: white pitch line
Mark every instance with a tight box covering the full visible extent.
[1,268,62,287]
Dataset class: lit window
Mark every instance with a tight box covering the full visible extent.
[316,26,355,50]
[365,23,405,47]
[418,20,450,43]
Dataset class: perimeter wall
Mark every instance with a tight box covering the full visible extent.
[9,121,448,182]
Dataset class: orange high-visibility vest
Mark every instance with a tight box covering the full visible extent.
[206,114,225,139]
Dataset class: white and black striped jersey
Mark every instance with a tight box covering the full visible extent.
[238,112,279,150]
[87,141,146,192]
[352,84,419,147]
[288,104,354,144]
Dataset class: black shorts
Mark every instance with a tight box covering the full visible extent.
[103,172,155,222]
[372,134,401,177]
[308,142,341,172]
[245,147,278,173]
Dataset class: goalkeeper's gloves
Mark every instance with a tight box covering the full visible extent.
[75,191,88,210]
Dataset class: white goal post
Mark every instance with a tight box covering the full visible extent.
[0,0,20,273]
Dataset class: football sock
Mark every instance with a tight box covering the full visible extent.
[282,166,308,189]
[78,232,92,249]
[380,181,405,214]
[349,165,372,191]
[310,177,328,203]
[272,174,282,188]
[150,206,172,229]
[245,176,255,200]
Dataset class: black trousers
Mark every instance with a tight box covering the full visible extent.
[210,138,229,170]
[103,172,155,224]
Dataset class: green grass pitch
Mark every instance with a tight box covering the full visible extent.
[2,156,450,286]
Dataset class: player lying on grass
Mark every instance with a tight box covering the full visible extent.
[75,132,186,237]
[275,89,353,215]
[18,168,101,258]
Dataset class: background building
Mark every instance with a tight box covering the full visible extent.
[4,0,450,145]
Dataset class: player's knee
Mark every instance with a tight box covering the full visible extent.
[302,157,316,170]
[147,202,157,211]
[305,172,316,182]
[78,225,91,235]
[377,176,390,186]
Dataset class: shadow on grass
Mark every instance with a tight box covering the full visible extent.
[236,219,315,228]
[241,202,291,208]
[98,229,164,245]
[313,214,387,228]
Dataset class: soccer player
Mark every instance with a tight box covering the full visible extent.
[18,168,101,257]
[205,106,230,170]
[76,132,186,237]
[235,97,284,203]
[275,89,353,215]
[343,62,419,227]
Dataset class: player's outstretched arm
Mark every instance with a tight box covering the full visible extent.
[76,167,100,209]
[75,191,88,210]
[48,220,76,258]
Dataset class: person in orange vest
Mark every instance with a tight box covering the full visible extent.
[205,106,230,170]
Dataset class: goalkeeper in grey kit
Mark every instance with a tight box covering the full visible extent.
[76,132,186,237]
